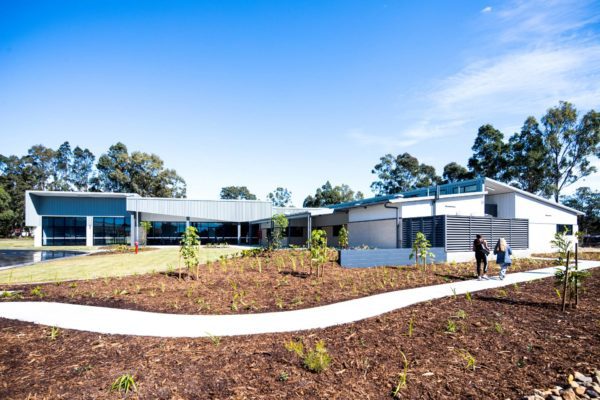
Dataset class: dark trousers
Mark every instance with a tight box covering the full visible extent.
[475,252,488,276]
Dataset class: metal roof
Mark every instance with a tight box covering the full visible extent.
[484,178,584,216]
[26,190,139,198]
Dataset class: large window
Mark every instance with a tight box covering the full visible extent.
[42,217,86,246]
[191,222,239,244]
[93,217,130,246]
[147,222,187,245]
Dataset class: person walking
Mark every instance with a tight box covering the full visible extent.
[494,237,512,280]
[472,234,490,280]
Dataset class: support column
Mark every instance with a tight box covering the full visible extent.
[186,217,190,229]
[237,223,241,245]
[130,214,136,246]
[86,216,94,247]
[33,225,42,247]
[307,214,312,248]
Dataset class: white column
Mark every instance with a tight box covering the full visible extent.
[33,226,42,247]
[86,216,94,247]
[131,214,136,246]
[237,223,241,245]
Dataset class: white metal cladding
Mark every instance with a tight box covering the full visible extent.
[126,198,274,222]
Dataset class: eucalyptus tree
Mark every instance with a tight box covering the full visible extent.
[303,181,363,207]
[370,153,441,195]
[540,101,600,201]
[220,186,257,200]
[267,187,292,207]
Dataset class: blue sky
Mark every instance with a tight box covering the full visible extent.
[1,0,599,205]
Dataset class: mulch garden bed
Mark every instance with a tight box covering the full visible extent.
[1,250,554,314]
[532,251,600,261]
[0,269,598,399]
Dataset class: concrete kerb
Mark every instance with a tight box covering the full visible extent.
[0,260,598,338]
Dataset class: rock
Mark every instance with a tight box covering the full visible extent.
[562,388,577,400]
[552,387,563,396]
[549,396,562,400]
[587,389,599,399]
[576,386,587,395]
[576,372,594,384]
[570,381,580,389]
[595,371,600,384]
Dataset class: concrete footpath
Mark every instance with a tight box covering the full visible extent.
[0,260,598,338]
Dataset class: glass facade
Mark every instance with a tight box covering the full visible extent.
[93,217,131,246]
[145,221,260,245]
[42,217,87,246]
[147,222,187,245]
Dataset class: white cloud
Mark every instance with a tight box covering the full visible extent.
[481,6,492,13]
[390,0,600,146]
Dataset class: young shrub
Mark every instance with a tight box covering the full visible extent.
[277,371,289,382]
[270,213,289,249]
[457,349,476,371]
[303,340,331,373]
[285,339,305,357]
[551,227,572,265]
[48,326,60,340]
[446,319,458,333]
[140,221,152,246]
[338,225,349,249]
[111,373,137,394]
[494,322,503,334]
[30,286,44,298]
[554,266,590,308]
[180,226,201,279]
[391,351,409,397]
[310,229,328,277]
[409,232,435,266]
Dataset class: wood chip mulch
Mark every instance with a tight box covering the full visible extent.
[0,269,598,399]
[1,250,554,315]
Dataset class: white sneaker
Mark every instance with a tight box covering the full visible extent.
[477,277,483,281]
[482,274,489,280]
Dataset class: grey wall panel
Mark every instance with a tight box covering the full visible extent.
[340,247,447,268]
[127,198,273,222]
[32,195,128,218]
[348,219,396,249]
[313,212,348,227]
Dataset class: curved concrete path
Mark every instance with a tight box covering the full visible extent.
[0,260,598,338]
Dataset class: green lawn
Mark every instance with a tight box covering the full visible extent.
[0,247,240,284]
[0,238,96,251]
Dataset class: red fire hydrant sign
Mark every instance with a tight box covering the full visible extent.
[135,241,139,254]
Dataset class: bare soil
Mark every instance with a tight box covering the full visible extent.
[1,250,553,314]
[0,269,598,399]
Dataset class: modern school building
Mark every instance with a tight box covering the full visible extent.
[25,178,582,266]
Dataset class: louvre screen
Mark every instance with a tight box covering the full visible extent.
[400,215,529,251]
[445,215,528,251]
[401,216,445,248]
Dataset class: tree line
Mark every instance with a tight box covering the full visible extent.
[370,101,599,202]
[0,142,186,235]
[1,101,598,236]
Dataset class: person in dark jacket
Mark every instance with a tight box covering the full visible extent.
[473,234,490,280]
[494,237,512,280]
